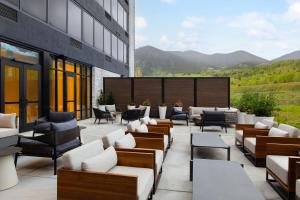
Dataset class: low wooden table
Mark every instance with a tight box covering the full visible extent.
[190,132,230,181]
[0,146,22,190]
[192,159,264,200]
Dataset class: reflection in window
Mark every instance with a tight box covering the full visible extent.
[104,28,111,56]
[118,3,124,28]
[112,0,118,20]
[124,10,128,31]
[104,0,111,14]
[3,0,19,8]
[124,44,128,64]
[83,11,94,46]
[112,35,118,59]
[48,0,67,32]
[94,21,104,51]
[68,0,82,39]
[118,39,123,62]
[22,0,47,21]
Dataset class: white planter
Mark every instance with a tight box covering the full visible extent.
[144,106,151,117]
[159,106,167,119]
[254,116,275,123]
[237,111,247,124]
[244,114,255,124]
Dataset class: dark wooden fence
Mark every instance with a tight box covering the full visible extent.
[104,77,230,117]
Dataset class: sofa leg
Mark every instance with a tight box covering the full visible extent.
[53,158,57,175]
[94,118,97,124]
[14,153,19,167]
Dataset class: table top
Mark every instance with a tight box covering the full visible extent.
[193,159,264,200]
[191,133,229,148]
[0,146,22,157]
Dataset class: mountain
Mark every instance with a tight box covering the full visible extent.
[273,50,300,61]
[135,46,269,75]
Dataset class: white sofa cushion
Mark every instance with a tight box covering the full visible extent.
[268,127,289,137]
[163,135,168,150]
[0,128,18,138]
[128,105,136,110]
[140,116,151,125]
[244,138,256,154]
[266,155,289,185]
[296,179,300,198]
[155,150,164,175]
[108,166,154,200]
[82,146,117,173]
[235,130,243,143]
[254,122,268,129]
[62,140,104,170]
[105,104,116,112]
[98,105,106,112]
[170,128,174,139]
[127,120,141,132]
[115,133,136,148]
[278,124,300,137]
[102,129,126,148]
[262,119,278,129]
[136,124,148,133]
[149,119,157,125]
[0,113,17,128]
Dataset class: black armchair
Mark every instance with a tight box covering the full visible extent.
[93,108,113,124]
[139,108,147,118]
[170,107,189,126]
[15,118,81,175]
[200,111,227,133]
[121,109,141,124]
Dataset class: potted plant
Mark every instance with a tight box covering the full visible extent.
[159,102,167,119]
[106,91,115,105]
[174,100,183,111]
[96,90,106,111]
[142,99,151,117]
[251,93,277,123]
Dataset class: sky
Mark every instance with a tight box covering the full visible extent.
[135,0,300,60]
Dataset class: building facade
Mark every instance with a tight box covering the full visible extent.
[0,0,135,132]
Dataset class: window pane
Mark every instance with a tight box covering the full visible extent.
[94,21,103,51]
[48,0,67,32]
[83,11,94,46]
[118,39,123,62]
[50,69,56,112]
[5,104,19,116]
[104,28,111,56]
[26,69,39,101]
[65,61,75,72]
[104,0,111,14]
[3,0,19,8]
[117,3,124,28]
[4,65,19,102]
[68,0,82,39]
[124,43,128,64]
[96,0,103,7]
[124,10,128,31]
[112,34,118,59]
[22,0,47,21]
[26,103,38,123]
[112,0,117,20]
[57,70,64,112]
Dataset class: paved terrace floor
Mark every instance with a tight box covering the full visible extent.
[0,118,282,200]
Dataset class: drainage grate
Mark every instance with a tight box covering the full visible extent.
[70,38,82,49]
[0,3,18,22]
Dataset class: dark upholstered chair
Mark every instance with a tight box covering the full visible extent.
[201,111,227,133]
[122,109,141,123]
[139,108,147,118]
[170,107,189,126]
[93,108,113,124]
[15,114,81,175]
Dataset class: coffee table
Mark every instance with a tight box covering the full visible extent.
[192,159,264,200]
[190,132,230,181]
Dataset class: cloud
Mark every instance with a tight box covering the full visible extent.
[135,16,147,30]
[135,34,147,46]
[181,16,205,29]
[159,35,171,47]
[285,1,300,22]
[160,0,176,4]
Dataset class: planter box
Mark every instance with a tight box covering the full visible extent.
[254,116,275,123]
[159,106,167,120]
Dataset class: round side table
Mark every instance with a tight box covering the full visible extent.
[0,146,22,190]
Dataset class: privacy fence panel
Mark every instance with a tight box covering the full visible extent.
[104,77,230,117]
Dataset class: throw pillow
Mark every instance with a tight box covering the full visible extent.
[136,124,148,133]
[254,122,268,129]
[149,119,157,125]
[0,113,17,128]
[115,133,136,148]
[127,105,136,110]
[105,105,116,112]
[82,146,117,173]
[99,105,106,112]
[141,116,151,124]
[268,127,289,137]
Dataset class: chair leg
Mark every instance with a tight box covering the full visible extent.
[94,118,97,124]
[14,153,19,167]
[53,157,57,175]
[98,119,101,124]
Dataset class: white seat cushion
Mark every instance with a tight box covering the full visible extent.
[140,117,151,125]
[128,105,136,110]
[155,150,163,175]
[98,105,106,112]
[115,134,136,148]
[62,140,104,170]
[278,124,300,137]
[108,166,154,200]
[296,179,300,198]
[0,128,18,138]
[244,138,256,154]
[136,124,148,133]
[105,104,116,112]
[102,129,126,148]
[82,146,117,173]
[262,119,278,129]
[268,127,289,137]
[254,122,268,129]
[127,120,141,132]
[149,119,157,125]
[0,113,17,128]
[164,135,168,150]
[235,130,243,143]
[266,155,289,185]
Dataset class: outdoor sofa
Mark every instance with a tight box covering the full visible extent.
[0,113,18,149]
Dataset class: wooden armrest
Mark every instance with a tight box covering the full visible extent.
[266,143,300,156]
[115,148,156,154]
[288,157,300,191]
[135,137,164,151]
[157,122,173,128]
[147,125,170,136]
[116,151,155,170]
[127,131,164,139]
[243,128,269,138]
[235,124,254,130]
[58,169,138,200]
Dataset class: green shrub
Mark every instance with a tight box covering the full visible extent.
[142,99,151,106]
[96,90,106,106]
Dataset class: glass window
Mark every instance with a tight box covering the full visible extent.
[112,0,118,20]
[124,43,128,64]
[22,0,47,21]
[117,3,124,28]
[112,34,118,59]
[2,0,19,8]
[104,0,111,14]
[118,39,123,62]
[104,28,111,56]
[65,61,75,72]
[96,0,103,7]
[124,10,128,31]
[48,0,67,32]
[68,0,82,39]
[83,11,94,46]
[0,42,39,64]
[94,20,104,51]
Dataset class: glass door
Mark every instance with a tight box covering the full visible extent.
[66,72,76,113]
